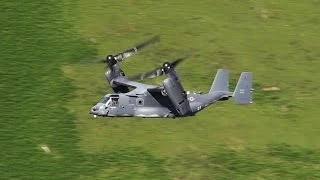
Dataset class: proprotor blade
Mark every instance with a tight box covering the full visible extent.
[129,67,164,81]
[171,56,187,67]
[114,35,160,62]
[129,56,187,81]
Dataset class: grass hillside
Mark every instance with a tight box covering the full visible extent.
[1,0,320,179]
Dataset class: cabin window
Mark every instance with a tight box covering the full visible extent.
[136,98,144,106]
[110,98,119,107]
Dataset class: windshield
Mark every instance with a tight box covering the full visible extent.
[99,97,110,104]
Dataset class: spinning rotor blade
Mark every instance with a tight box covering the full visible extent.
[114,35,160,62]
[85,36,160,65]
[171,57,185,67]
[130,67,164,81]
[129,56,187,81]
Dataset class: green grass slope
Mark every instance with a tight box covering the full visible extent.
[1,0,320,179]
[0,1,105,179]
[0,1,164,179]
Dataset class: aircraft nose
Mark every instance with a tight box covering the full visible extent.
[90,104,108,116]
[90,106,98,115]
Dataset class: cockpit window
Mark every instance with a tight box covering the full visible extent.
[99,97,110,103]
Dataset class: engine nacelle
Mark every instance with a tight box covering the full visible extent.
[105,67,129,93]
[163,77,191,116]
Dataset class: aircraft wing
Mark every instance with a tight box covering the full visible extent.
[146,86,164,93]
[112,77,157,89]
[113,77,171,107]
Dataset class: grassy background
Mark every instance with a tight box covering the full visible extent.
[1,0,320,179]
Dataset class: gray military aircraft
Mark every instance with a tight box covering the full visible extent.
[90,36,253,118]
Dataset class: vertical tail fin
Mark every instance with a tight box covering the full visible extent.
[233,72,253,104]
[209,69,229,93]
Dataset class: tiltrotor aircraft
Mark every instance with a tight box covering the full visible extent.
[90,36,253,118]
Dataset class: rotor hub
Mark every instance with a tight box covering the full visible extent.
[163,62,172,74]
[106,55,117,65]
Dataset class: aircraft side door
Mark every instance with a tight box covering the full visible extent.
[107,97,119,115]
[117,96,134,116]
